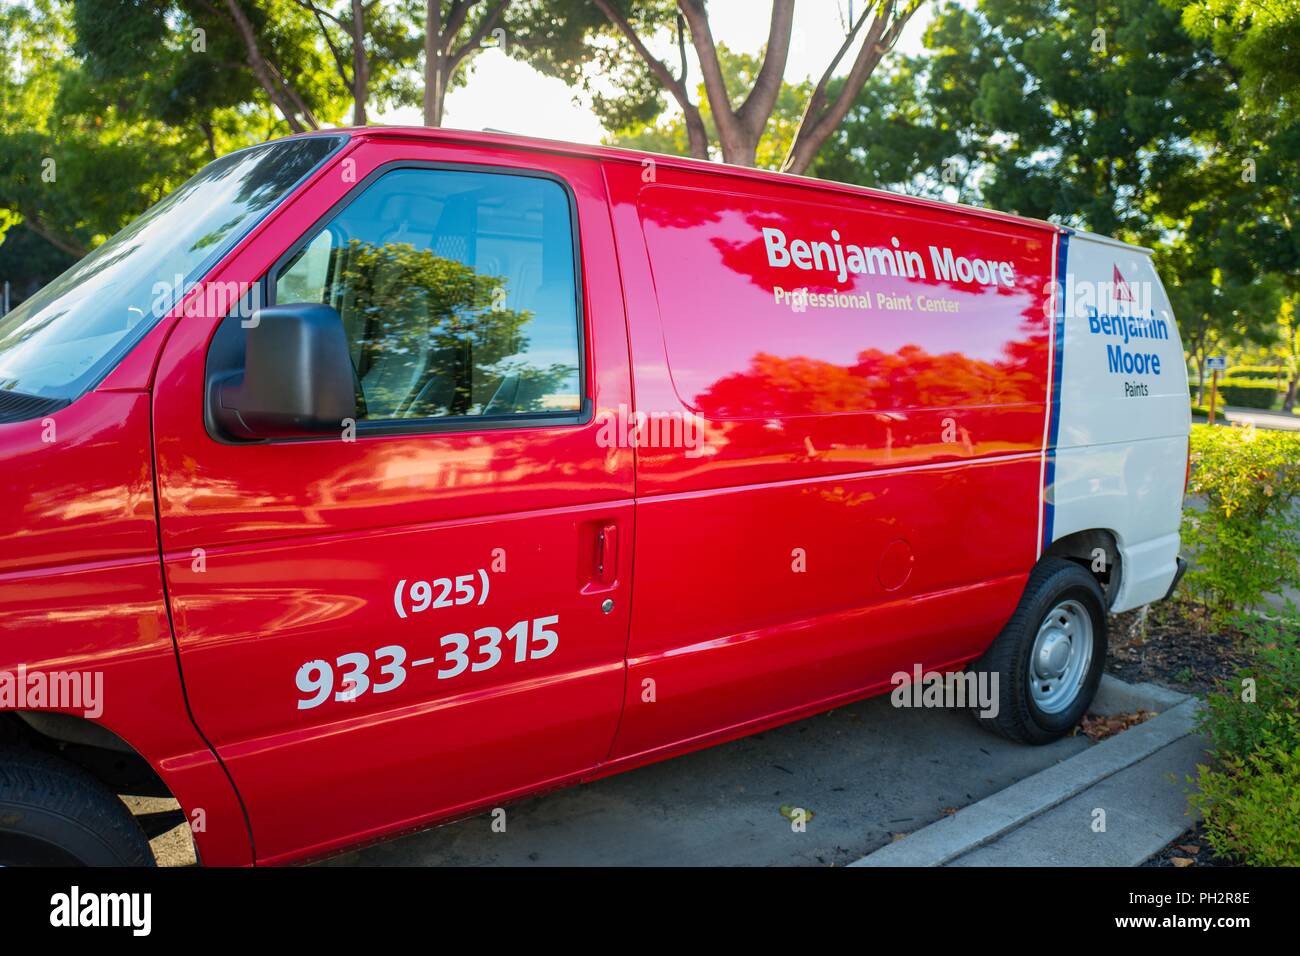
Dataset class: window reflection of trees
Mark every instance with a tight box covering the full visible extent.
[323,239,576,421]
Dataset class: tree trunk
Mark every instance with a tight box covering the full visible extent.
[351,0,369,125]
[199,120,217,159]
[678,0,794,167]
[593,0,708,161]
[782,1,920,175]
[223,0,312,132]
[424,0,443,126]
[1283,376,1297,413]
[21,214,87,259]
[683,110,709,161]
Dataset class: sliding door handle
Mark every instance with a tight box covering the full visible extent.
[597,522,619,585]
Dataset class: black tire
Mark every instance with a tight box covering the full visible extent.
[969,558,1107,745]
[0,745,155,866]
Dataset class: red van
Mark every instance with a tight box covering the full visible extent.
[0,128,1188,865]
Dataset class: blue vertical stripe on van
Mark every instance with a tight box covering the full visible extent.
[1042,229,1072,553]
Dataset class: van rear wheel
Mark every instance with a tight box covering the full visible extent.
[969,558,1107,745]
[0,746,155,866]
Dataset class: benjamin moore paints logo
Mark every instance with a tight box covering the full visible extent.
[1112,265,1135,302]
[1081,263,1170,381]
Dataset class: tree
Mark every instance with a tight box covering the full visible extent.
[607,44,810,172]
[1157,239,1282,403]
[901,0,1237,240]
[509,0,924,171]
[780,0,923,173]
[0,0,352,303]
[422,0,513,126]
[1173,0,1300,409]
[811,58,972,199]
[677,0,793,165]
[1,1,213,261]
[291,0,422,126]
[1273,298,1300,413]
[811,0,1293,399]
[1174,0,1300,126]
[71,0,347,135]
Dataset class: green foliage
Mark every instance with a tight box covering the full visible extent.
[811,60,971,200]
[509,0,677,135]
[1228,366,1287,383]
[1164,4,1300,372]
[918,0,1234,238]
[1199,617,1300,758]
[1173,0,1300,127]
[70,0,350,131]
[0,223,74,302]
[1190,727,1300,866]
[816,0,1297,375]
[605,45,809,170]
[0,0,210,264]
[1181,425,1300,618]
[1193,614,1300,866]
[0,0,375,300]
[1215,380,1282,409]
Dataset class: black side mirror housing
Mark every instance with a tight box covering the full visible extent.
[210,304,358,440]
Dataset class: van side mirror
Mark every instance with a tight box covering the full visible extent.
[210,304,358,440]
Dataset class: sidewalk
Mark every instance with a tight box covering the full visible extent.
[1221,405,1300,432]
[852,678,1204,867]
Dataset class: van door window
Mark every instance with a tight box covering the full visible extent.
[273,167,582,423]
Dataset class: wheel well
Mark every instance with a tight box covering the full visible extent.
[0,711,173,799]
[1045,529,1122,608]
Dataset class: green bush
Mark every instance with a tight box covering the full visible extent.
[1199,617,1300,757]
[1227,365,1286,383]
[1216,379,1280,409]
[1191,617,1300,865]
[1182,425,1300,618]
[1190,716,1300,866]
[1190,403,1224,421]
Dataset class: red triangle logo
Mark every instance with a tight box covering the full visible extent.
[1113,265,1134,302]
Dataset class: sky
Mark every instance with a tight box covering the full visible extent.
[377,1,938,142]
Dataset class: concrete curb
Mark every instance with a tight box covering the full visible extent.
[1089,675,1190,716]
[948,732,1209,866]
[849,686,1202,867]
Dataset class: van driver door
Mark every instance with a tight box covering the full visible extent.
[151,140,633,863]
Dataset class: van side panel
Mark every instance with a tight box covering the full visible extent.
[1048,234,1189,611]
[0,392,251,865]
[602,160,1060,759]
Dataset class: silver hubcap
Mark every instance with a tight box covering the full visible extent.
[1029,599,1092,714]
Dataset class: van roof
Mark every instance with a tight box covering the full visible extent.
[304,126,1133,245]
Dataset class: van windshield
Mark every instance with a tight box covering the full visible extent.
[0,135,345,403]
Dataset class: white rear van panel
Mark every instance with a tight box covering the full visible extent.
[1045,230,1190,612]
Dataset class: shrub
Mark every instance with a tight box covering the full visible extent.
[1216,379,1280,409]
[1192,745,1300,866]
[1191,617,1300,865]
[1226,365,1286,383]
[1190,717,1300,866]
[1182,425,1300,618]
[1198,617,1300,757]
[1190,403,1224,421]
